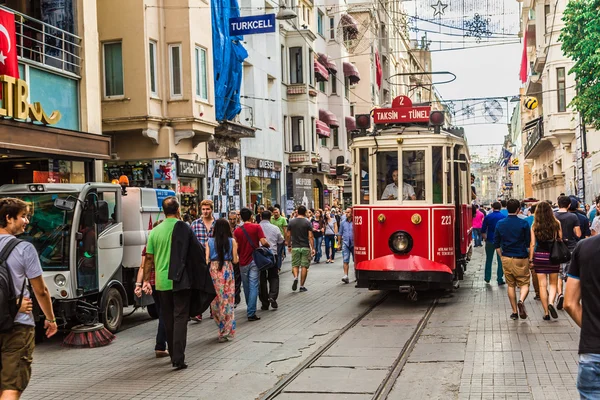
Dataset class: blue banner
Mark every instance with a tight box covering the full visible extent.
[229,14,276,36]
[508,166,519,171]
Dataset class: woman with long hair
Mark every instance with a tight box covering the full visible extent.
[324,210,338,263]
[529,201,562,320]
[206,218,238,342]
[311,209,325,263]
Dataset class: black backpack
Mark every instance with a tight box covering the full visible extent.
[0,238,25,332]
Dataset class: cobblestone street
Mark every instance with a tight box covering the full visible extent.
[25,246,581,400]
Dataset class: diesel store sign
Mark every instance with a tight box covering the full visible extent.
[245,157,282,171]
[178,159,206,177]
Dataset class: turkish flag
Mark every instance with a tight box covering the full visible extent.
[375,49,382,89]
[519,38,527,84]
[0,9,19,79]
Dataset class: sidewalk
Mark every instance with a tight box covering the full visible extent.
[391,246,580,400]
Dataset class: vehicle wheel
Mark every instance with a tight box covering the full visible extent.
[102,287,123,333]
[147,303,159,319]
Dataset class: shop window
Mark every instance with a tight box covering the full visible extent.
[376,151,399,200]
[149,40,158,96]
[195,46,209,101]
[289,47,303,84]
[169,44,183,98]
[432,146,443,204]
[246,176,279,209]
[291,116,304,151]
[402,150,425,200]
[180,178,200,218]
[358,148,369,204]
[103,41,124,98]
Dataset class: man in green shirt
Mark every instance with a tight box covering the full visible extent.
[271,207,288,267]
[143,196,190,370]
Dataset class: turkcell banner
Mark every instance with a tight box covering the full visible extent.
[229,14,276,35]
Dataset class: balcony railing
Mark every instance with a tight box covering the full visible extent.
[524,117,543,158]
[1,6,82,77]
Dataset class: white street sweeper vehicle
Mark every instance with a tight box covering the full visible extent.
[0,183,175,333]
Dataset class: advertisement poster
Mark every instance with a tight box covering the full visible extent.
[208,160,240,217]
[289,172,314,210]
[153,159,177,185]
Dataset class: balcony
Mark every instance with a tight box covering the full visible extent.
[524,117,549,159]
[4,6,82,77]
[533,47,546,74]
[288,150,320,166]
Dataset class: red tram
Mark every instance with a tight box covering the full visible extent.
[351,98,472,297]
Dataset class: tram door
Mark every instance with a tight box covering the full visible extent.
[453,145,469,262]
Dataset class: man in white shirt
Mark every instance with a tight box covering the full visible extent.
[381,169,416,200]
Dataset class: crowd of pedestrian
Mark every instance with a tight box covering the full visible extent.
[473,194,600,398]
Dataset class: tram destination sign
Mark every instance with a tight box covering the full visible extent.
[373,106,431,124]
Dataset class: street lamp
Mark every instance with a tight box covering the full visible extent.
[276,4,297,20]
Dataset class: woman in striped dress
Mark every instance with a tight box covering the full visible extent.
[206,218,238,342]
[529,201,562,320]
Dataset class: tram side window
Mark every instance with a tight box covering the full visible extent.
[359,148,369,204]
[377,151,399,200]
[402,150,425,200]
[432,147,443,204]
[446,147,452,204]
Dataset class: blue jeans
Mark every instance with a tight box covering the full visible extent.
[324,235,336,260]
[314,236,323,262]
[342,243,354,264]
[484,241,504,283]
[472,228,482,247]
[240,261,259,317]
[578,354,600,399]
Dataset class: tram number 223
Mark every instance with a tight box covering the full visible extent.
[440,216,451,225]
[354,216,363,225]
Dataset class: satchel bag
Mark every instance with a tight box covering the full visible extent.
[550,235,571,265]
[240,226,276,271]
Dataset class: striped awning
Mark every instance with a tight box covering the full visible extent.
[343,61,360,84]
[314,60,329,82]
[345,116,356,131]
[318,53,338,74]
[340,14,359,40]
[316,119,331,137]
[319,109,340,128]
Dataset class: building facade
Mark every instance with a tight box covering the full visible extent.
[0,0,109,185]
[97,0,217,216]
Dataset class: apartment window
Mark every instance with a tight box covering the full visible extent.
[281,45,286,83]
[350,104,355,116]
[103,41,124,98]
[284,115,289,150]
[317,11,324,35]
[557,67,566,112]
[289,47,303,84]
[149,40,158,96]
[309,49,314,86]
[318,80,326,92]
[169,44,183,98]
[344,77,350,99]
[329,17,335,39]
[320,135,328,147]
[544,4,550,33]
[331,73,337,94]
[311,117,315,152]
[291,116,304,151]
[332,127,339,147]
[195,46,208,101]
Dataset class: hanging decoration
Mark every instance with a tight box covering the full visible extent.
[483,100,503,123]
[464,14,492,42]
[430,0,448,17]
[461,104,475,118]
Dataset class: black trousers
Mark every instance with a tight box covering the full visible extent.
[158,289,191,366]
[259,265,280,306]
[233,262,241,305]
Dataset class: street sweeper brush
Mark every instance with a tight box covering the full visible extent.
[63,323,115,348]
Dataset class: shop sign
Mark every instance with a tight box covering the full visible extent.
[245,156,282,172]
[318,162,330,174]
[178,159,206,177]
[0,76,61,125]
[325,176,344,187]
[153,159,177,184]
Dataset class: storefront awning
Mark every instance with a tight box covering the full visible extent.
[316,120,331,137]
[0,119,111,160]
[318,53,337,74]
[314,60,330,82]
[319,109,340,128]
[343,62,361,85]
[340,14,359,40]
[345,116,356,131]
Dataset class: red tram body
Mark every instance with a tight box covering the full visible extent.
[350,107,472,293]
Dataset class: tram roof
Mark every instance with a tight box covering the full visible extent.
[351,125,469,148]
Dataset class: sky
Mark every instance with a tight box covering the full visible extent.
[403,0,523,161]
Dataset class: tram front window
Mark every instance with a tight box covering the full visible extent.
[377,151,400,200]
[402,150,425,200]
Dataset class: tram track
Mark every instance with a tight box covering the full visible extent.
[259,293,439,400]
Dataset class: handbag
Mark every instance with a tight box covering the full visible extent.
[549,232,571,265]
[240,225,275,271]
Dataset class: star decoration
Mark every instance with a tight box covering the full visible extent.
[462,104,475,118]
[0,51,6,65]
[464,14,492,43]
[431,0,448,17]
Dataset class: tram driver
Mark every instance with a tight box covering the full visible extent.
[381,169,417,200]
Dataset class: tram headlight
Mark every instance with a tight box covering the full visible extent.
[388,231,413,254]
[54,274,67,287]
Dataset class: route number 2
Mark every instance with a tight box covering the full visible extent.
[441,216,451,225]
[354,216,363,225]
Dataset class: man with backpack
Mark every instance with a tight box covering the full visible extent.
[0,198,57,398]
